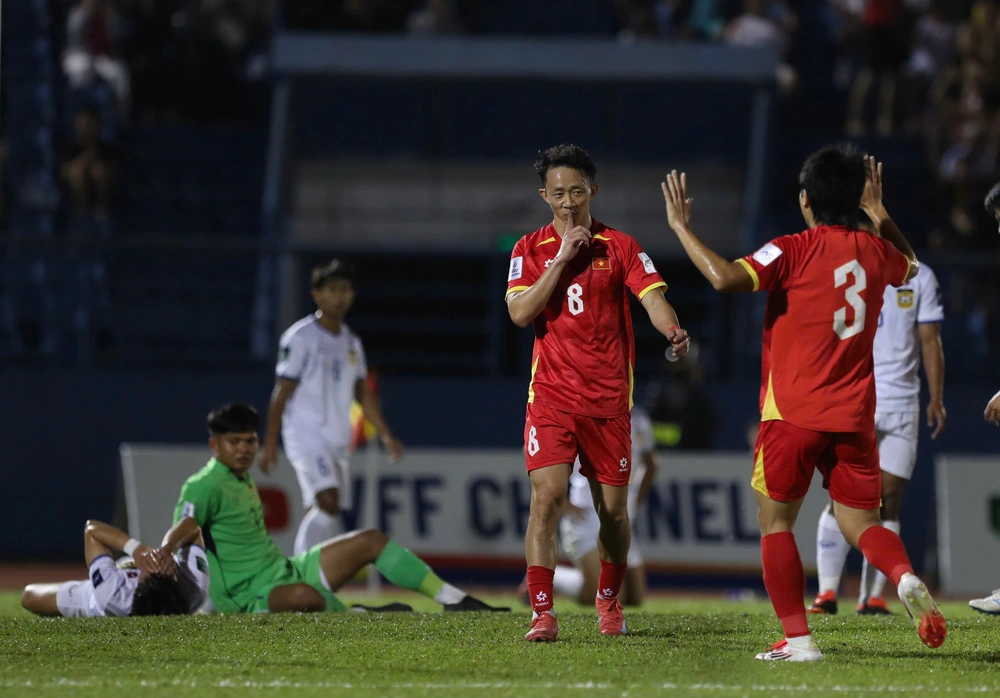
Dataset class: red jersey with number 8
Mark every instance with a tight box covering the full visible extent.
[506,221,666,418]
[737,226,911,432]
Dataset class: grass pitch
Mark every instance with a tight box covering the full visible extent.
[2,591,1000,698]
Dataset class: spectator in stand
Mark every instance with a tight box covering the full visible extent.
[642,342,718,451]
[407,0,463,34]
[60,106,117,222]
[63,0,130,116]
[845,0,908,136]
[723,0,798,93]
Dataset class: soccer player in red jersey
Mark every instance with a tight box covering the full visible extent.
[661,146,947,660]
[506,144,690,642]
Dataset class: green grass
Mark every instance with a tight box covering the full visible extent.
[2,591,1000,698]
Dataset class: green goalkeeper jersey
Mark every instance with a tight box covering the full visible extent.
[174,458,287,612]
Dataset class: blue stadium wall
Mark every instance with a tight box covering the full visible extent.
[4,369,998,573]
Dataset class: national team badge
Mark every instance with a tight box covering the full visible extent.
[897,290,914,309]
[593,257,611,271]
[348,350,357,366]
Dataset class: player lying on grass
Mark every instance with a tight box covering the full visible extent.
[177,403,509,614]
[21,517,208,617]
[662,147,946,660]
[970,182,1000,615]
[506,144,689,642]
[542,405,657,606]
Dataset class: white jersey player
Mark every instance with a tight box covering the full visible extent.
[811,262,945,616]
[21,518,208,618]
[548,406,659,606]
[260,260,404,556]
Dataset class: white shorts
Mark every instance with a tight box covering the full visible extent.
[875,410,919,480]
[56,579,97,618]
[283,434,352,509]
[559,498,644,568]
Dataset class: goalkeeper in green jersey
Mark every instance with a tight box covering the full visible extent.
[174,403,509,614]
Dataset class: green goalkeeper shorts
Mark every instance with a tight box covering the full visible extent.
[245,544,347,613]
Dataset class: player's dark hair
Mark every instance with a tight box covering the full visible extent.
[311,259,355,290]
[130,573,189,616]
[985,182,1000,214]
[798,144,867,228]
[207,403,259,435]
[535,144,597,186]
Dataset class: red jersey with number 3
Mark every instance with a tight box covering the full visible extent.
[506,221,667,418]
[737,226,911,432]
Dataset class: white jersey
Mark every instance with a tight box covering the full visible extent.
[277,314,368,449]
[569,407,655,510]
[873,264,944,414]
[56,545,210,618]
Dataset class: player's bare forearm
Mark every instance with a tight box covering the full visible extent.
[919,324,945,404]
[635,452,658,507]
[159,517,203,554]
[85,520,131,552]
[672,225,754,293]
[865,205,919,280]
[355,380,393,438]
[640,290,679,336]
[264,380,295,451]
[506,259,568,327]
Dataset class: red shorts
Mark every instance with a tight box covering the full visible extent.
[523,402,631,487]
[752,420,880,509]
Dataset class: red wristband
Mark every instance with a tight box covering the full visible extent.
[666,325,680,332]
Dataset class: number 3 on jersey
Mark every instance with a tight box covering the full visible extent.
[567,283,584,315]
[833,259,867,340]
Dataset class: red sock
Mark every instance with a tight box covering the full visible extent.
[858,525,913,586]
[526,565,554,613]
[761,532,810,638]
[597,560,628,600]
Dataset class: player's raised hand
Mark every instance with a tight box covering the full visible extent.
[927,399,947,439]
[258,445,279,474]
[666,325,691,359]
[554,210,591,264]
[661,171,693,232]
[860,156,883,215]
[985,391,1000,426]
[382,433,405,463]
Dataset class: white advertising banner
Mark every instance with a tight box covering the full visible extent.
[936,455,1000,595]
[121,446,830,573]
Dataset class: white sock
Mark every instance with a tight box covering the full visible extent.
[860,519,900,603]
[433,583,466,605]
[553,565,585,600]
[532,610,556,619]
[294,508,339,556]
[816,507,850,595]
[786,634,818,650]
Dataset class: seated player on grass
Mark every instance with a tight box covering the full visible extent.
[21,517,208,617]
[176,403,510,614]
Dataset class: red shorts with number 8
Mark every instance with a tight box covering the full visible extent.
[524,402,631,487]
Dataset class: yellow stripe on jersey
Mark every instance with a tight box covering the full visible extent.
[761,373,783,422]
[751,443,769,497]
[593,234,612,241]
[637,281,667,300]
[735,258,760,292]
[628,361,634,409]
[536,237,557,246]
[506,285,530,300]
[527,356,540,403]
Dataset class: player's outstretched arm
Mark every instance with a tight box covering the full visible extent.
[355,378,404,462]
[159,517,204,555]
[661,171,755,293]
[919,322,946,439]
[861,156,919,283]
[507,212,592,327]
[640,290,691,358]
[261,378,298,474]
